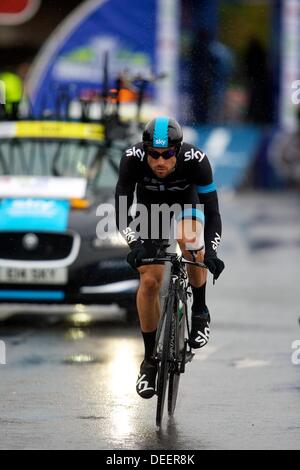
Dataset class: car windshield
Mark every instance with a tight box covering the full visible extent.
[0,139,119,193]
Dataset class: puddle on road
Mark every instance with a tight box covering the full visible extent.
[77,416,106,421]
[62,354,104,365]
[10,353,105,367]
[64,328,86,341]
[17,354,47,366]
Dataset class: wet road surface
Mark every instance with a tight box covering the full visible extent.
[0,191,300,450]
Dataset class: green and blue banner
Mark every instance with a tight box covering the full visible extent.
[27,0,157,116]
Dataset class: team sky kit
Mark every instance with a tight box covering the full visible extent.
[115,116,225,399]
[115,119,222,263]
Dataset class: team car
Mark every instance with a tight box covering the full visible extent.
[0,119,139,317]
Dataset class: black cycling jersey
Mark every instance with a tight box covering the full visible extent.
[115,142,222,257]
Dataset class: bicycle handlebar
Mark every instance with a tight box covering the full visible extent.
[140,256,207,269]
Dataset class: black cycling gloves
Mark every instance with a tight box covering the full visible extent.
[204,253,225,280]
[127,243,147,270]
[127,241,159,270]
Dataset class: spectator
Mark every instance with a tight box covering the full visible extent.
[244,38,272,123]
[0,68,23,120]
[190,28,214,124]
[190,28,234,124]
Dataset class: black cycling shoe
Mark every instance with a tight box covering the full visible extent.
[136,360,157,399]
[189,308,211,349]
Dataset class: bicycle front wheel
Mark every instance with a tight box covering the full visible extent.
[168,300,186,416]
[156,291,176,428]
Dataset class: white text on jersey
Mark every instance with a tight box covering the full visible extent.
[184,149,206,162]
[211,232,221,252]
[123,227,137,245]
[126,147,145,161]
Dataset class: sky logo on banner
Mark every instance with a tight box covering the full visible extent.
[0,199,70,232]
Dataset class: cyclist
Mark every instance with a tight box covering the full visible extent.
[115,117,224,398]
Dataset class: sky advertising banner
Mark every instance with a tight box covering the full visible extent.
[27,0,179,118]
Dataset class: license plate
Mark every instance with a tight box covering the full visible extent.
[0,267,68,285]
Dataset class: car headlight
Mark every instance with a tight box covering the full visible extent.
[92,232,128,249]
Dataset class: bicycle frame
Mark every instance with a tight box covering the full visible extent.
[141,252,207,426]
[143,252,206,359]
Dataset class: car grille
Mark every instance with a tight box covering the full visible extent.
[0,232,74,261]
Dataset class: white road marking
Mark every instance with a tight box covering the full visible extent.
[233,358,271,369]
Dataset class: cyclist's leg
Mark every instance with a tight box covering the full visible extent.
[134,192,168,333]
[174,187,207,288]
[136,263,165,333]
[176,207,210,349]
[176,212,207,288]
[134,191,170,396]
[135,260,165,398]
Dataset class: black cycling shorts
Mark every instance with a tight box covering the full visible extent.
[134,185,204,244]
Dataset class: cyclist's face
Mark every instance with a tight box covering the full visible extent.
[147,147,177,178]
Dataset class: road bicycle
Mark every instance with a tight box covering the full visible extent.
[142,246,207,428]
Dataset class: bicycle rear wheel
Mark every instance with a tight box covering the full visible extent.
[156,291,176,428]
[168,300,186,416]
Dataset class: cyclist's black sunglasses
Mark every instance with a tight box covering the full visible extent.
[147,149,176,160]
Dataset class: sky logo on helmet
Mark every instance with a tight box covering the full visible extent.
[153,116,169,148]
[154,138,167,146]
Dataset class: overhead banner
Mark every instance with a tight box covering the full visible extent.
[27,0,180,117]
[0,121,105,142]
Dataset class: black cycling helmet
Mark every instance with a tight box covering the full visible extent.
[143,116,183,151]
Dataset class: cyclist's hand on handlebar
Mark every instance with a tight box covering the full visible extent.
[127,241,158,270]
[204,253,225,281]
[127,244,147,270]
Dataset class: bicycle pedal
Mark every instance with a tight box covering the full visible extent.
[185,351,194,363]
